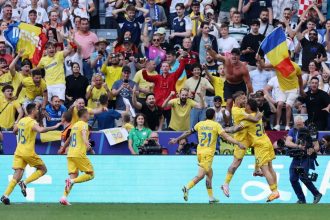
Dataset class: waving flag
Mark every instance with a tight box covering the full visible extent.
[4,22,47,66]
[260,27,297,78]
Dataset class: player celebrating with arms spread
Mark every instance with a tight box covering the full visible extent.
[1,103,62,205]
[225,99,279,202]
[60,109,94,206]
[169,108,246,203]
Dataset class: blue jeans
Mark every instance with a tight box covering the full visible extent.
[289,158,320,202]
[190,108,206,129]
[83,59,93,82]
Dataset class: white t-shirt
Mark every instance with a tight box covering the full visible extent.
[20,6,49,24]
[250,69,275,92]
[64,52,83,76]
[217,36,240,53]
[0,6,22,22]
[105,1,116,17]
[62,7,89,28]
[213,107,230,127]
[267,76,281,101]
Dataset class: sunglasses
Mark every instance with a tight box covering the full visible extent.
[153,39,160,42]
[309,33,317,36]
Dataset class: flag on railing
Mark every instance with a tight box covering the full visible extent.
[4,22,47,66]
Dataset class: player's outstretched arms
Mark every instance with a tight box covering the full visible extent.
[220,132,246,149]
[33,122,62,133]
[169,130,192,145]
[224,123,244,133]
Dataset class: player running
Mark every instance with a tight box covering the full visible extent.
[1,103,62,205]
[59,108,95,205]
[221,91,262,198]
[169,108,246,203]
[225,99,279,202]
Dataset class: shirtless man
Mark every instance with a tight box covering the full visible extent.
[206,46,253,112]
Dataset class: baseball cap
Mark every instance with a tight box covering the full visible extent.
[122,65,131,73]
[155,27,166,35]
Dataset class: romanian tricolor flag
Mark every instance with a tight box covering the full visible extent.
[260,27,295,78]
[4,22,47,66]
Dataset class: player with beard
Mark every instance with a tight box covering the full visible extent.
[206,46,253,113]
[132,90,164,131]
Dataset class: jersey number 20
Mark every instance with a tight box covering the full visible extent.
[256,124,265,137]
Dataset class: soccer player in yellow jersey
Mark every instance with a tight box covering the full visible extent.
[1,103,62,205]
[59,108,95,206]
[169,108,246,203]
[225,99,279,202]
[221,91,262,197]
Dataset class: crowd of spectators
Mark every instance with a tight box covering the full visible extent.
[1,0,330,155]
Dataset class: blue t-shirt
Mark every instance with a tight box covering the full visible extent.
[45,104,67,128]
[95,109,122,130]
[112,79,137,110]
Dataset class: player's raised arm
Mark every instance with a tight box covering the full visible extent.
[244,111,263,122]
[220,132,246,149]
[224,123,244,134]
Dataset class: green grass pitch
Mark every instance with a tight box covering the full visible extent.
[0,204,329,220]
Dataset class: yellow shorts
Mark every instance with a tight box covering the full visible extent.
[13,154,45,169]
[233,139,251,159]
[67,157,94,174]
[254,142,275,168]
[197,153,214,172]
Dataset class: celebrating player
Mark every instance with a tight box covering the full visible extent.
[221,91,262,198]
[1,103,62,205]
[225,99,279,202]
[60,108,95,206]
[169,108,246,203]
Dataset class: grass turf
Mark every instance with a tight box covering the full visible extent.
[0,204,329,220]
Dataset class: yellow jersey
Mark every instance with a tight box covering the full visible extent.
[241,118,271,147]
[14,116,38,157]
[194,119,224,155]
[12,71,30,103]
[86,85,107,109]
[210,75,226,106]
[38,51,65,86]
[67,120,89,158]
[232,106,249,142]
[168,98,197,131]
[0,99,21,129]
[101,64,122,90]
[71,107,93,124]
[276,62,301,91]
[22,77,47,100]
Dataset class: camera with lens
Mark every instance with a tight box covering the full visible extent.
[138,139,162,155]
[288,126,317,159]
[295,166,318,182]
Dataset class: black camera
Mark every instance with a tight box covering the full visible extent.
[288,127,316,159]
[138,139,162,155]
[295,166,318,182]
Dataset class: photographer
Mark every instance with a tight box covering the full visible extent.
[175,138,196,155]
[139,132,164,155]
[285,115,322,204]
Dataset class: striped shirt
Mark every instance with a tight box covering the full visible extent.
[229,23,249,45]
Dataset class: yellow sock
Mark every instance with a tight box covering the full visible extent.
[207,189,213,198]
[270,184,277,192]
[73,173,94,183]
[186,180,195,190]
[25,170,44,184]
[4,179,17,197]
[224,173,233,184]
